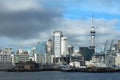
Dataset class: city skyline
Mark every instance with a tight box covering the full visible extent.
[0,0,120,51]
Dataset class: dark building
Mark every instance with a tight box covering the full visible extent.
[15,61,39,71]
[68,45,74,54]
[79,47,94,61]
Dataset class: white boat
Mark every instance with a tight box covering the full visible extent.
[59,64,71,71]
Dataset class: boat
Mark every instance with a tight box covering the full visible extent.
[59,64,71,72]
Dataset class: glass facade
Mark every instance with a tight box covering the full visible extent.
[79,47,94,61]
[35,41,46,54]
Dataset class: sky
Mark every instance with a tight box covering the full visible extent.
[0,0,120,51]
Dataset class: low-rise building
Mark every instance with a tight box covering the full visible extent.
[14,53,29,63]
[14,50,29,63]
[115,53,120,67]
[0,48,13,69]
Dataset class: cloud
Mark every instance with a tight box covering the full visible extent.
[53,17,120,49]
[0,0,119,51]
[0,0,43,11]
[0,0,62,40]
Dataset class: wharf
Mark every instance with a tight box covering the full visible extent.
[60,67,118,73]
[6,69,41,72]
[6,68,118,73]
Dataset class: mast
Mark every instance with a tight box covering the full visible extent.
[90,14,96,49]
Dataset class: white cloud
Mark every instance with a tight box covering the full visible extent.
[0,0,43,11]
[0,0,120,51]
[53,17,120,49]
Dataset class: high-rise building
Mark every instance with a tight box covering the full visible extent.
[47,39,53,55]
[35,41,47,63]
[53,31,63,57]
[61,37,68,57]
[35,41,47,54]
[68,45,74,55]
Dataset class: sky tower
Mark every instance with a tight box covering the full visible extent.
[90,15,96,49]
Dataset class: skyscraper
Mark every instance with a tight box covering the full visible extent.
[47,39,53,55]
[35,41,47,63]
[53,31,63,57]
[35,41,46,54]
[68,45,74,54]
[61,37,68,57]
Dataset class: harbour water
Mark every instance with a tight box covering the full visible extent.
[0,71,120,80]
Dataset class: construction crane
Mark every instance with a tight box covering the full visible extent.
[109,40,114,51]
[103,40,108,54]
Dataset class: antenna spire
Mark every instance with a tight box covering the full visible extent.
[92,12,94,27]
[90,12,96,49]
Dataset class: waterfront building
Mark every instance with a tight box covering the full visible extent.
[105,54,115,68]
[31,47,36,62]
[14,50,29,63]
[115,53,120,67]
[0,48,13,69]
[68,51,83,67]
[36,54,45,63]
[71,51,81,62]
[61,37,68,57]
[53,31,63,57]
[90,54,106,67]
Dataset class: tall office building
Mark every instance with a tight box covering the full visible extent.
[47,39,53,55]
[35,41,47,63]
[53,31,63,57]
[68,45,74,54]
[61,37,68,57]
[35,41,47,54]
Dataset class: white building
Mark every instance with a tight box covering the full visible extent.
[31,47,36,62]
[14,54,29,63]
[115,53,120,67]
[61,37,68,57]
[0,48,13,69]
[105,54,115,68]
[36,54,45,63]
[14,50,29,63]
[53,31,63,57]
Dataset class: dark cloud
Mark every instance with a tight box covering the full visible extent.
[0,3,62,39]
